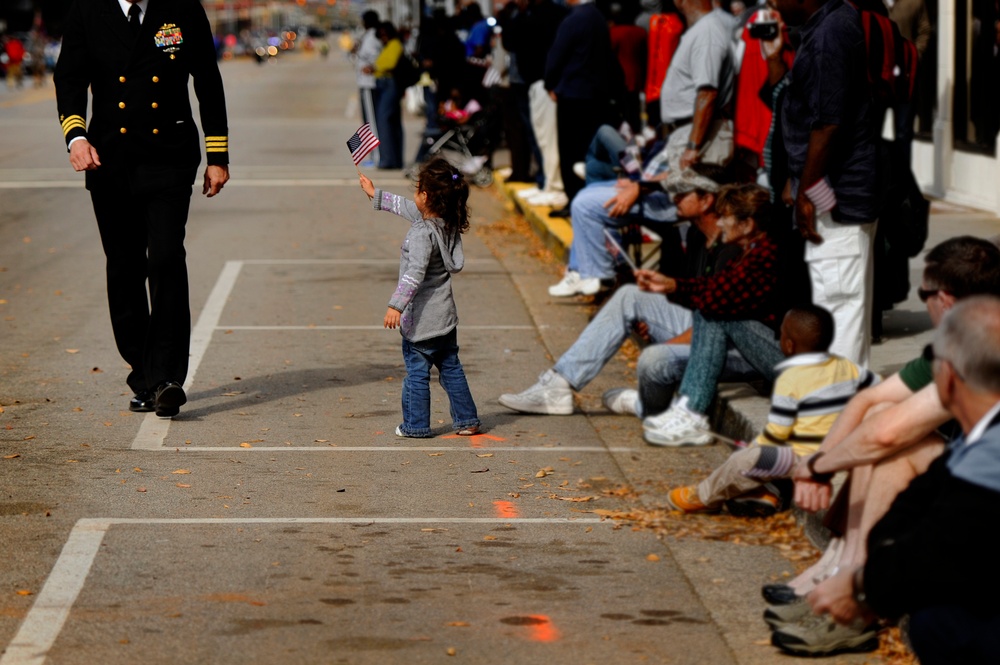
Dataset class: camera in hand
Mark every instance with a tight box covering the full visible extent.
[749,20,778,40]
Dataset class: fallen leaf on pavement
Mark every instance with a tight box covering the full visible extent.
[240,443,252,448]
[3,454,20,459]
[552,496,597,502]
[483,535,497,541]
[646,554,660,562]
[137,487,147,493]
[171,469,191,474]
[476,453,493,458]
[428,453,444,457]
[16,590,33,596]
[176,483,191,488]
[446,622,470,627]
[65,349,79,354]
[471,468,489,473]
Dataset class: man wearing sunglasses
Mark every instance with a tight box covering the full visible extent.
[768,236,1000,656]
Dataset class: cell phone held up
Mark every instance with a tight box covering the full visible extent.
[749,20,778,41]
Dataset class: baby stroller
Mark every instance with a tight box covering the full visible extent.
[417,107,495,187]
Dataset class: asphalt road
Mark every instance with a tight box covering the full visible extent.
[11,47,995,665]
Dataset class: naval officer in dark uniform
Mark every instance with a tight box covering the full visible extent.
[54,0,229,418]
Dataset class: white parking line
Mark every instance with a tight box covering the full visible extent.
[133,260,243,450]
[0,516,606,665]
[165,446,633,453]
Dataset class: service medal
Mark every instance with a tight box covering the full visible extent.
[154,23,184,53]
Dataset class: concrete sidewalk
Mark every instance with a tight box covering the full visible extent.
[493,173,1000,442]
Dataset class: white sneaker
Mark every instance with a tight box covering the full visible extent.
[516,187,541,199]
[526,191,568,208]
[498,369,574,415]
[642,403,714,447]
[601,388,639,415]
[572,161,586,180]
[548,271,601,297]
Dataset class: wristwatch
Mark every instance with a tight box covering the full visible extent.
[685,140,698,151]
[806,452,835,484]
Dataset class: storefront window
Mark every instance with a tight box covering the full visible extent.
[954,0,1000,154]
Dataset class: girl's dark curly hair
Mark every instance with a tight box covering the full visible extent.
[417,157,470,235]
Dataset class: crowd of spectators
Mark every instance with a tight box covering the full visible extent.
[351,0,1000,660]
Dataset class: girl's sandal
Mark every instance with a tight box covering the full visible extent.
[456,425,480,436]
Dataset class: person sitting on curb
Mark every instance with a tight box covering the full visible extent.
[633,183,786,446]
[762,236,1000,657]
[499,166,759,416]
[799,296,1000,664]
[663,305,878,515]
[547,0,738,298]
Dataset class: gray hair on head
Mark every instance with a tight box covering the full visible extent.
[933,295,1000,393]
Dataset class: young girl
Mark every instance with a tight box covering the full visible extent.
[359,158,481,438]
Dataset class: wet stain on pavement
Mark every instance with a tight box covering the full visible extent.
[578,559,610,564]
[326,637,412,651]
[500,616,548,626]
[319,598,355,606]
[379,597,411,604]
[632,619,671,626]
[641,610,681,617]
[601,613,634,621]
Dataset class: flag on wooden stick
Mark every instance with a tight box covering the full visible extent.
[347,123,380,165]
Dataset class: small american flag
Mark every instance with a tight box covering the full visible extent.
[347,123,380,165]
[619,145,642,175]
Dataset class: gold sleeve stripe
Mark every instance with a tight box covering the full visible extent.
[205,141,228,146]
[206,148,228,152]
[204,136,228,141]
[61,115,87,132]
[62,121,87,136]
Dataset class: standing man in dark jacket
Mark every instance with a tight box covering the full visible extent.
[544,0,614,217]
[54,0,230,418]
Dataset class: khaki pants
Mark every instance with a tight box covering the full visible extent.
[696,443,803,508]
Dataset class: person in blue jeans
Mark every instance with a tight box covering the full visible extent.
[638,183,786,446]
[359,158,480,438]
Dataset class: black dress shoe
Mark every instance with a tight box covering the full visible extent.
[548,206,572,219]
[154,381,187,418]
[129,390,155,413]
[762,583,801,606]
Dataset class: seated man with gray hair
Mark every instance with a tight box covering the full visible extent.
[807,295,1000,665]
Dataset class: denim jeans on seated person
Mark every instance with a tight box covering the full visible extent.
[567,183,676,281]
[677,311,785,415]
[584,124,629,184]
[636,342,757,418]
[553,285,692,391]
[400,329,480,437]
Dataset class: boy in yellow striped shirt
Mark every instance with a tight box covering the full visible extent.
[665,306,879,516]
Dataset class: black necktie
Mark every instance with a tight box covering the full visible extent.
[128,3,141,38]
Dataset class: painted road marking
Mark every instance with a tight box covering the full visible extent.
[160,446,635,453]
[0,517,607,665]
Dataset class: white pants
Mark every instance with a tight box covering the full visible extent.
[528,80,562,192]
[806,213,877,368]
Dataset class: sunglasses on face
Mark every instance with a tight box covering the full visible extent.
[918,287,940,302]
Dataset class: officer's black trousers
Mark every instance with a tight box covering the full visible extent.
[90,177,193,394]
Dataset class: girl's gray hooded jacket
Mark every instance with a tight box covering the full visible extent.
[373,189,465,342]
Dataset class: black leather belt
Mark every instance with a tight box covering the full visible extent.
[661,117,693,135]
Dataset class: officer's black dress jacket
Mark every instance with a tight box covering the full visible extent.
[54,0,228,191]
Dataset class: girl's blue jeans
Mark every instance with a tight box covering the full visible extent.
[400,329,480,437]
[678,312,785,414]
